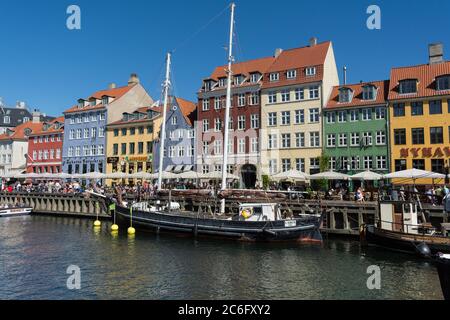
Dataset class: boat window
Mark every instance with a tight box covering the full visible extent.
[253,207,263,215]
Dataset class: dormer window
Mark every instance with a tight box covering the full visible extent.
[204,81,212,91]
[436,75,450,91]
[102,96,109,105]
[287,70,297,79]
[218,78,226,87]
[338,88,353,103]
[270,73,279,82]
[89,99,96,107]
[233,75,243,86]
[77,99,85,109]
[399,79,418,94]
[23,128,32,136]
[305,67,316,76]
[362,85,377,100]
[250,73,260,83]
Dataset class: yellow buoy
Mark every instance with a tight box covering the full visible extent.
[111,224,119,231]
[127,227,136,235]
[94,220,101,227]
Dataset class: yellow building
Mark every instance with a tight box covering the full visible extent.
[388,44,450,185]
[106,106,162,185]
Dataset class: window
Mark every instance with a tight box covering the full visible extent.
[268,92,277,104]
[91,127,96,138]
[171,117,177,126]
[202,165,209,174]
[83,115,89,123]
[399,80,417,94]
[113,129,119,137]
[188,145,195,157]
[178,146,185,157]
[309,86,319,99]
[69,117,75,124]
[281,111,290,125]
[309,108,320,123]
[98,145,104,155]
[98,127,105,137]
[393,103,405,117]
[147,125,153,134]
[329,157,337,171]
[339,88,352,103]
[269,159,278,175]
[121,143,126,155]
[214,165,222,172]
[412,159,425,170]
[76,116,82,123]
[99,113,105,121]
[295,88,304,100]
[350,110,359,122]
[310,132,320,147]
[32,151,37,160]
[338,133,347,147]
[202,99,210,111]
[270,73,279,82]
[128,142,134,155]
[376,131,386,145]
[69,129,75,140]
[214,118,222,132]
[350,132,360,146]
[411,102,423,116]
[429,100,442,114]
[281,159,291,172]
[268,134,278,149]
[90,145,97,156]
[363,156,373,170]
[295,132,305,147]
[250,114,259,129]
[249,93,259,105]
[394,129,406,145]
[113,144,118,155]
[295,110,305,124]
[83,146,89,156]
[281,134,291,148]
[327,134,336,147]
[68,147,74,157]
[287,70,297,79]
[326,112,335,124]
[202,119,209,133]
[121,128,127,136]
[233,75,243,86]
[310,158,320,174]
[169,146,175,158]
[281,90,290,102]
[83,128,89,139]
[431,159,445,173]
[251,137,259,153]
[238,93,246,107]
[305,67,316,76]
[375,107,385,120]
[214,97,221,110]
[362,132,372,146]
[363,85,377,100]
[436,76,450,91]
[227,139,233,154]
[50,149,54,159]
[238,115,246,130]
[411,128,424,144]
[76,129,82,139]
[202,141,209,155]
[218,78,226,87]
[2,116,9,124]
[430,127,443,144]
[75,146,81,156]
[376,156,387,170]
[295,158,305,172]
[362,109,372,121]
[238,139,245,154]
[395,159,407,171]
[337,111,346,123]
[250,73,259,83]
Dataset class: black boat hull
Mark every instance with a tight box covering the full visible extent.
[115,205,323,242]
[436,258,450,300]
[363,225,450,255]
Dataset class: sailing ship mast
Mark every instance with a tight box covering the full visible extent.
[220,3,235,213]
[157,52,172,190]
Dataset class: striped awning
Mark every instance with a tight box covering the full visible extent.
[183,165,193,172]
[174,165,184,173]
[165,165,174,172]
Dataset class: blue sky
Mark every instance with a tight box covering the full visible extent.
[0,0,449,116]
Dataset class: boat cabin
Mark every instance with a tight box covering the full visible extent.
[234,203,282,222]
[379,200,424,235]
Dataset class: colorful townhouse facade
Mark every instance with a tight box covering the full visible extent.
[62,74,153,177]
[197,55,275,188]
[26,116,64,174]
[105,106,162,186]
[260,39,339,177]
[388,43,450,184]
[323,81,390,177]
[153,97,197,174]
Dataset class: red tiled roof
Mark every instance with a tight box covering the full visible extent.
[388,61,450,100]
[209,56,276,81]
[325,80,389,109]
[28,117,65,136]
[64,85,135,114]
[0,121,44,141]
[175,97,196,126]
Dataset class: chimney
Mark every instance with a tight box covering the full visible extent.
[128,73,140,86]
[108,83,117,90]
[309,37,318,47]
[274,48,283,58]
[343,66,347,85]
[429,43,444,64]
[32,109,41,123]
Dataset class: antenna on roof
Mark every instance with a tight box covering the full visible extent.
[343,66,347,85]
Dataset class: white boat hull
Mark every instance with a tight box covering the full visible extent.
[0,207,32,217]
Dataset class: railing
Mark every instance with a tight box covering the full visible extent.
[376,219,438,236]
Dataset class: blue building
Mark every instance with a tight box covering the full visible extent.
[62,74,153,178]
[153,97,197,173]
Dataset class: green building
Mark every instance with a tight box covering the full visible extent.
[323,80,390,184]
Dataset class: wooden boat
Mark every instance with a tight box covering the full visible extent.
[361,200,450,254]
[114,201,323,242]
[435,254,450,300]
[0,206,32,217]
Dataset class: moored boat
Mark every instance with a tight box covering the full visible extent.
[0,205,32,217]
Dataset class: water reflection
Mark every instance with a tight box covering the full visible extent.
[0,216,443,300]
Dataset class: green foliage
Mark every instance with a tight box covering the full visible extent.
[262,175,270,190]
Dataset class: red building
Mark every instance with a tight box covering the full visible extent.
[196,57,275,188]
[26,117,64,174]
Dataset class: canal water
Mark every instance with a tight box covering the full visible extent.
[0,215,443,300]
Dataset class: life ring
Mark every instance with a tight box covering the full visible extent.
[241,208,253,219]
